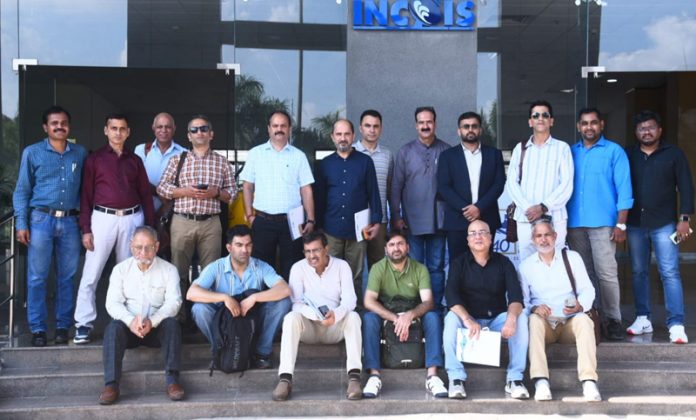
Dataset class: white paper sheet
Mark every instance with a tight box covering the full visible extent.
[354,208,370,242]
[287,205,305,241]
[455,327,501,367]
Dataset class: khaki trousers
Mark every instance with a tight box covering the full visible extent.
[170,214,222,281]
[529,312,598,382]
[278,311,362,376]
[326,234,366,303]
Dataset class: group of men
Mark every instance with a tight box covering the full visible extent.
[13,101,693,404]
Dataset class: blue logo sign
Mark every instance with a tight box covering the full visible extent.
[353,0,476,31]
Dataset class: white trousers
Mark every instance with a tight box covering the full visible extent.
[517,219,567,261]
[74,210,143,328]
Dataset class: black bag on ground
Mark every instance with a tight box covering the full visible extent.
[380,297,425,369]
[209,291,260,375]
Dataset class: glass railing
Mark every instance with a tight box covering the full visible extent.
[0,211,17,347]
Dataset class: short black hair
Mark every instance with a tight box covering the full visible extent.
[529,100,553,118]
[457,111,482,126]
[42,106,71,125]
[360,109,382,124]
[104,113,129,126]
[577,107,602,121]
[188,114,213,130]
[267,110,292,127]
[226,224,253,243]
[385,229,408,243]
[302,230,328,247]
[333,119,354,134]
[633,110,662,128]
[415,106,437,121]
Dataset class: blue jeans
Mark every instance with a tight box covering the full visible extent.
[443,311,528,382]
[627,223,685,327]
[26,211,81,333]
[408,233,446,309]
[362,310,443,371]
[192,297,291,356]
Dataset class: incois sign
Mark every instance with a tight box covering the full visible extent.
[353,0,476,31]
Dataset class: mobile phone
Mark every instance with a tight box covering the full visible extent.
[196,183,209,190]
[670,228,693,244]
[564,296,577,308]
[318,305,330,317]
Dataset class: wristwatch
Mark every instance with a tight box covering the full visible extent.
[305,219,316,225]
[540,203,548,213]
[680,215,690,222]
[615,223,627,231]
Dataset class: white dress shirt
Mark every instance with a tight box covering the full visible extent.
[462,142,482,204]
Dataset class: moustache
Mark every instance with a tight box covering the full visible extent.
[274,131,286,136]
[53,129,66,133]
[420,128,431,132]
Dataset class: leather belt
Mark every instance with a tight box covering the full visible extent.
[94,204,141,216]
[255,210,287,222]
[175,212,214,221]
[33,208,79,217]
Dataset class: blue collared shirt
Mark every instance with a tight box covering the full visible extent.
[193,256,283,296]
[13,139,88,230]
[134,140,187,209]
[567,135,633,228]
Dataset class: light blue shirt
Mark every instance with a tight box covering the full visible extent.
[13,139,88,230]
[193,256,282,296]
[567,135,634,228]
[134,140,186,209]
[239,140,314,214]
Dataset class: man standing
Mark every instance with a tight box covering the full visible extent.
[272,231,362,401]
[315,119,381,301]
[74,113,155,344]
[505,100,574,260]
[13,106,87,346]
[99,226,184,405]
[355,109,393,270]
[437,112,506,261]
[519,219,600,402]
[566,108,633,341]
[361,230,447,399]
[390,106,449,310]
[188,225,292,369]
[625,110,694,344]
[157,115,236,304]
[443,220,529,399]
[240,110,315,281]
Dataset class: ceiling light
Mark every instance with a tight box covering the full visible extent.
[607,79,618,83]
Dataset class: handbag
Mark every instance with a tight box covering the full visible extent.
[505,140,527,243]
[561,249,602,344]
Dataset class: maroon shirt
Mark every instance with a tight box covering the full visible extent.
[80,145,155,233]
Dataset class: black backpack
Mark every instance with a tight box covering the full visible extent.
[209,291,260,375]
[380,296,425,369]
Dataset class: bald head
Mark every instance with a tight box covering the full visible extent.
[467,220,492,254]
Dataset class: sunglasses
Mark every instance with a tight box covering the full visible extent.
[531,112,551,120]
[189,125,210,134]
[459,123,480,130]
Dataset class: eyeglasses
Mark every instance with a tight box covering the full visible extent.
[459,123,480,130]
[637,125,658,133]
[531,112,551,120]
[189,125,210,134]
[303,247,324,255]
[467,230,490,237]
[132,245,156,253]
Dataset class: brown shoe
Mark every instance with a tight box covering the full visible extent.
[167,383,185,401]
[272,379,292,401]
[346,377,363,400]
[98,385,120,405]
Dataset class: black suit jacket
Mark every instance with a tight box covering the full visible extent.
[436,143,506,232]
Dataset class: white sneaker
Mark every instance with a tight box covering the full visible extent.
[534,378,552,401]
[425,376,448,398]
[626,316,653,335]
[582,380,602,402]
[669,325,689,344]
[448,379,466,399]
[505,380,530,399]
[362,375,382,398]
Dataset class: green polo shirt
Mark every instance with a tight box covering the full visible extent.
[366,257,431,300]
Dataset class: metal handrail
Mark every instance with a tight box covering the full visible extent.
[0,210,16,347]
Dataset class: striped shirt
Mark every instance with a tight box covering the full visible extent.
[505,136,574,223]
[157,149,236,215]
[239,140,314,214]
[355,140,393,224]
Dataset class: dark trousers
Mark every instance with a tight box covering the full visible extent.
[251,215,303,281]
[103,317,182,385]
[446,230,469,264]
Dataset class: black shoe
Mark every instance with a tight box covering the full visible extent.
[604,319,625,341]
[32,331,47,347]
[252,354,272,369]
[54,328,69,345]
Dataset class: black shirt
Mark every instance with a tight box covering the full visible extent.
[445,251,523,319]
[626,142,694,228]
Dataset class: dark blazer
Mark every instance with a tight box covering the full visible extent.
[436,143,506,232]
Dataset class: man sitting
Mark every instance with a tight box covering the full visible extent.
[187,224,291,369]
[361,230,447,398]
[99,226,183,405]
[272,231,363,401]
[519,218,601,402]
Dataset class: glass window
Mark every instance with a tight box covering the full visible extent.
[477,0,500,28]
[235,0,300,23]
[477,52,499,148]
[302,0,347,24]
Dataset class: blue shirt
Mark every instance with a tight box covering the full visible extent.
[134,140,187,209]
[193,256,283,296]
[13,139,88,231]
[316,149,382,239]
[567,136,633,228]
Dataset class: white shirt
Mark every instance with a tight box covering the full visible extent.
[105,256,182,328]
[462,143,482,204]
[519,249,595,318]
[505,136,574,222]
[288,256,357,323]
